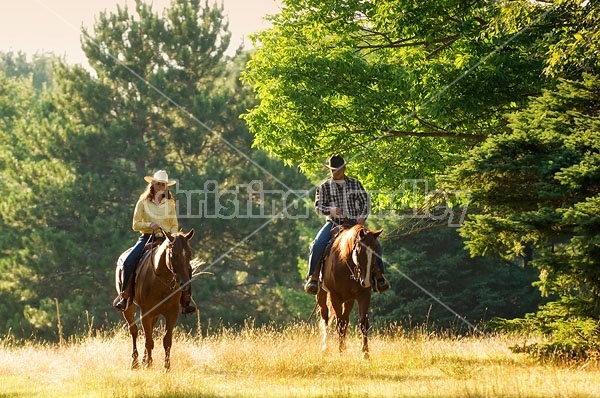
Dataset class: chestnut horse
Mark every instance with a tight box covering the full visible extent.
[316,224,382,359]
[115,229,194,370]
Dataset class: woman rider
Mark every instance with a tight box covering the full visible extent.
[113,170,196,314]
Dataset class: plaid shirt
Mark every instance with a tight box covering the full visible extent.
[315,176,370,221]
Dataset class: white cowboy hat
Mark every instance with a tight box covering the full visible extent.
[144,170,176,186]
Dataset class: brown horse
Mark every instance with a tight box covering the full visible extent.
[115,229,194,370]
[316,224,382,359]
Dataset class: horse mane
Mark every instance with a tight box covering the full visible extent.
[153,232,184,262]
[333,224,363,261]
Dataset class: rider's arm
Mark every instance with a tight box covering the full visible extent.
[132,199,154,234]
[314,182,332,217]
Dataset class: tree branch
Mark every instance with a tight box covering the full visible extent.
[351,128,486,141]
[355,34,460,51]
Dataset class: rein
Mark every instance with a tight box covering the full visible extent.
[150,230,178,291]
[347,231,376,284]
[347,236,362,282]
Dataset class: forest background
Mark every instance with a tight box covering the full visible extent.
[1,0,598,359]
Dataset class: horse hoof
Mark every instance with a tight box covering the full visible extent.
[363,352,370,360]
[131,360,139,370]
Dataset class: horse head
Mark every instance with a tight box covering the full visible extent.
[164,229,195,289]
[350,226,382,289]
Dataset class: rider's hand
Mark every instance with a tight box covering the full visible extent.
[329,207,343,217]
[150,222,160,230]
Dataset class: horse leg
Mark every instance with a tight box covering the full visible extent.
[328,297,348,353]
[358,294,371,360]
[122,305,139,369]
[141,314,157,369]
[316,289,330,352]
[163,314,177,372]
[339,300,354,353]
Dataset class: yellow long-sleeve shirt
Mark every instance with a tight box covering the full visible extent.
[132,197,179,235]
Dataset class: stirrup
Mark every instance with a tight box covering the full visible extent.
[304,279,319,295]
[181,294,197,315]
[113,295,128,311]
[182,302,197,315]
[373,275,390,293]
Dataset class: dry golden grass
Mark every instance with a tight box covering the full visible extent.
[1,322,599,397]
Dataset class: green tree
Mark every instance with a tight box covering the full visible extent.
[242,0,600,344]
[371,224,544,331]
[447,74,600,356]
[0,51,56,93]
[242,0,549,190]
[0,62,83,339]
[0,0,316,340]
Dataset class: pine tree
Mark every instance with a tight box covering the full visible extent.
[448,74,600,357]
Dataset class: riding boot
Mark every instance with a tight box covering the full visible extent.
[304,277,319,295]
[180,288,197,315]
[304,259,322,295]
[113,277,134,311]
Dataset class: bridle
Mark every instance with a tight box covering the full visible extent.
[348,231,374,287]
[152,231,181,291]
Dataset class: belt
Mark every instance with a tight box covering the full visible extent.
[328,217,355,225]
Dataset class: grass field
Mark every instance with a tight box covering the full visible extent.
[1,322,599,397]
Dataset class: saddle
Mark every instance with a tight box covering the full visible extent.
[116,237,165,293]
[316,224,351,280]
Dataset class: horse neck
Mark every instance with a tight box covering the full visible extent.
[336,225,363,260]
[152,243,169,275]
[163,236,191,280]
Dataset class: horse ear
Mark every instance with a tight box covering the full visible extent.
[184,228,195,241]
[373,229,383,239]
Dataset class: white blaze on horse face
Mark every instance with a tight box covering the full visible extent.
[352,248,359,266]
[353,245,372,288]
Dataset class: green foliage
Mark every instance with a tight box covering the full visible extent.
[541,0,600,78]
[449,74,600,357]
[3,0,599,352]
[0,51,57,93]
[493,296,600,362]
[241,0,600,359]
[242,0,548,191]
[0,2,313,340]
[370,224,543,331]
[450,75,600,291]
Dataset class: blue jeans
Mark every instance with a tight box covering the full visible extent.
[307,221,384,279]
[121,234,151,290]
